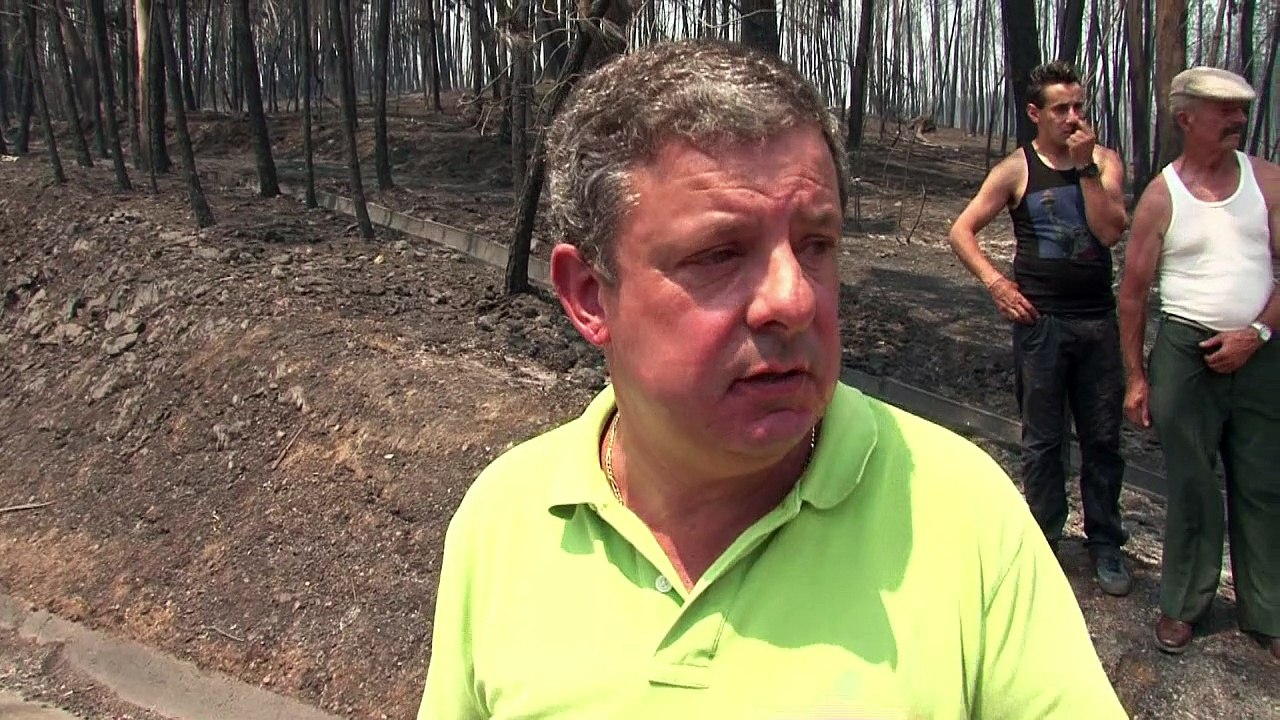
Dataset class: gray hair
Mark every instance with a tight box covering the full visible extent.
[545,40,849,278]
[1169,92,1198,118]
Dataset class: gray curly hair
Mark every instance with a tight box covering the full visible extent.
[545,40,849,279]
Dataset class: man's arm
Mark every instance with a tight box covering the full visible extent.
[418,504,486,719]
[1257,159,1280,343]
[1079,145,1129,246]
[973,481,1128,718]
[1116,177,1169,428]
[1260,156,1280,331]
[949,154,1039,324]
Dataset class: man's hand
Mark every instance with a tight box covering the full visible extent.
[987,277,1040,325]
[1200,330,1262,373]
[1067,120,1098,169]
[1124,376,1151,428]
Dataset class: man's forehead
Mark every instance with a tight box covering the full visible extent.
[634,128,832,180]
[1042,83,1085,104]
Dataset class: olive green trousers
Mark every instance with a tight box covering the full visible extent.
[1148,318,1280,636]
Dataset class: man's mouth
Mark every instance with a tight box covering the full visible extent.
[743,369,807,384]
[734,367,812,394]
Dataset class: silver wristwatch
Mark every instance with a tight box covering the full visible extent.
[1251,321,1273,343]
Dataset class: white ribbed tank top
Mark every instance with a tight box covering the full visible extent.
[1158,151,1272,331]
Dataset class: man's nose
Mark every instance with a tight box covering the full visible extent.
[746,240,816,334]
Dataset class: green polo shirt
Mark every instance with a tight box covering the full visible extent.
[419,383,1126,719]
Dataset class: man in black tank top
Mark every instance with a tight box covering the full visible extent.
[949,62,1133,595]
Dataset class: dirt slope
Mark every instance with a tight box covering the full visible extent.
[1,106,1276,718]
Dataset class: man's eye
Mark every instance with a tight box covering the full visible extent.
[802,236,837,255]
[691,246,740,265]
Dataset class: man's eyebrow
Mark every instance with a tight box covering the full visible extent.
[797,206,844,227]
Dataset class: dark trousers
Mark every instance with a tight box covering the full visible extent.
[1149,319,1280,635]
[1013,314,1128,553]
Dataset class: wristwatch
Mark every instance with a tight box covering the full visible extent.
[1250,321,1273,343]
[1078,162,1101,179]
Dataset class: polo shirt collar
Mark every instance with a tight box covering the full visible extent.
[798,383,879,509]
[545,382,880,513]
[545,386,620,512]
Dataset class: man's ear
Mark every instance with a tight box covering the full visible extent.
[1026,103,1040,125]
[551,243,611,347]
[1173,109,1191,133]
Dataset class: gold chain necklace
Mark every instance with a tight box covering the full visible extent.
[603,414,818,504]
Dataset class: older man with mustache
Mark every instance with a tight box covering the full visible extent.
[1119,67,1280,660]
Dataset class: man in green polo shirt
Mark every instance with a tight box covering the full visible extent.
[418,41,1127,719]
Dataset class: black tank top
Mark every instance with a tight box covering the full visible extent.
[1008,144,1114,316]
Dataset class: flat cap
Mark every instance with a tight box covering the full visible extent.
[1170,66,1257,102]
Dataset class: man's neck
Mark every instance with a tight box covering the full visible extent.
[1031,137,1072,170]
[607,418,812,587]
[1178,144,1236,175]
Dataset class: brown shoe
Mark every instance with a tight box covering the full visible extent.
[1154,615,1194,654]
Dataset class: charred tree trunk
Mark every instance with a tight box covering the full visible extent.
[15,34,35,153]
[0,11,10,129]
[124,0,143,168]
[1056,0,1084,64]
[152,6,171,172]
[1000,0,1043,146]
[156,0,213,225]
[510,1,531,192]
[540,0,566,78]
[48,6,94,167]
[582,0,631,72]
[373,0,393,189]
[89,0,131,189]
[331,0,374,238]
[505,0,615,294]
[1126,0,1153,196]
[208,0,222,109]
[1238,0,1255,83]
[25,2,66,183]
[138,0,172,175]
[740,0,779,54]
[52,0,104,158]
[469,0,483,95]
[176,0,196,109]
[1000,71,1012,154]
[1248,12,1277,156]
[192,0,210,105]
[300,0,317,207]
[1153,0,1187,169]
[846,0,875,153]
[230,0,279,196]
[421,0,441,110]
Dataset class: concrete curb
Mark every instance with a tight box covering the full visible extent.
[0,690,82,720]
[279,180,1168,500]
[0,593,341,720]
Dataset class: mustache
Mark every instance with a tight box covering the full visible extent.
[1222,125,1246,138]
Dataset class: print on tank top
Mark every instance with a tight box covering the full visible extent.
[1023,186,1104,261]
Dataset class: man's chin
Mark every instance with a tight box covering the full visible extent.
[732,409,819,449]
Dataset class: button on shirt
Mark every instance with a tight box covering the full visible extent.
[418,383,1127,719]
